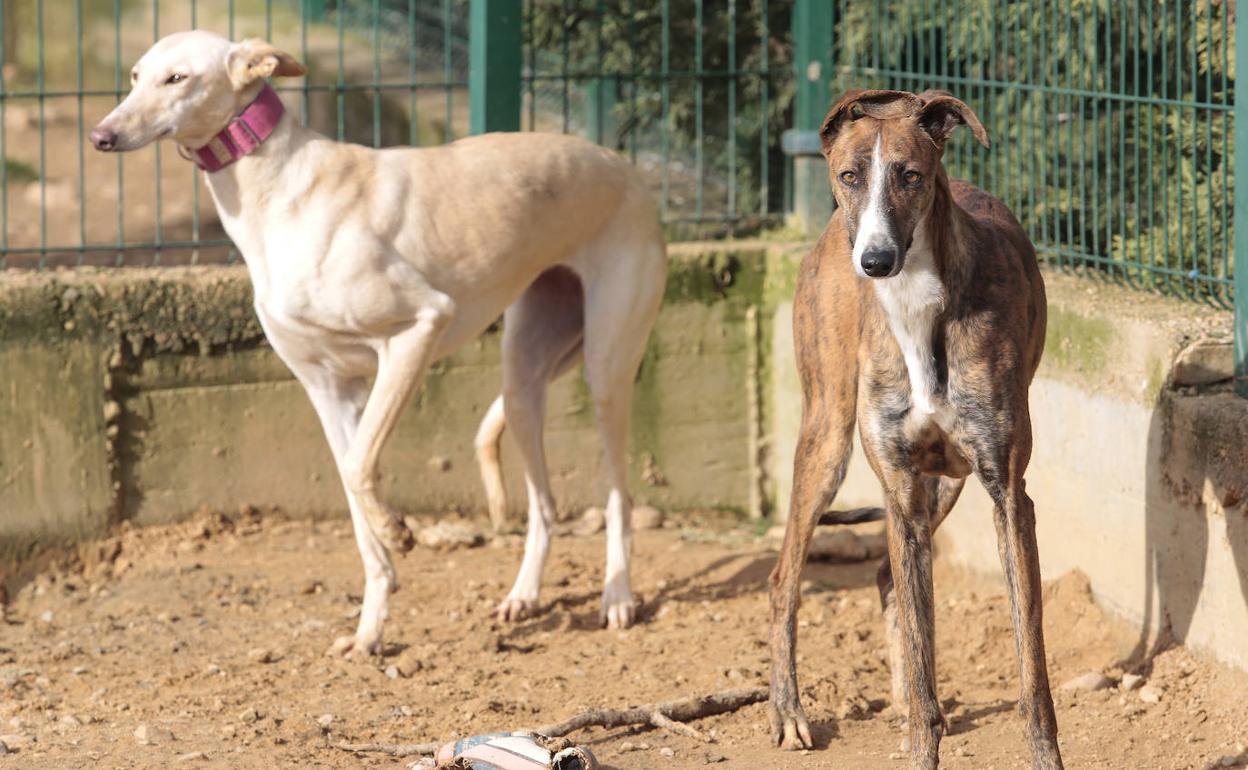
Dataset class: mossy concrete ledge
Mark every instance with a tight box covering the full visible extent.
[0,247,782,565]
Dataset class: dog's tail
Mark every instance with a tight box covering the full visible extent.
[474,395,509,532]
[817,506,884,525]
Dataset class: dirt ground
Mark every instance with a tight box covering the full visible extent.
[2,509,1246,770]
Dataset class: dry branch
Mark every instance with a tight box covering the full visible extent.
[336,686,767,758]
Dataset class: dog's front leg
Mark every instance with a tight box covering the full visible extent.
[977,445,1064,770]
[299,375,396,659]
[768,412,855,751]
[340,307,453,555]
[880,469,944,770]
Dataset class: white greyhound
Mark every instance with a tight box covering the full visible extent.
[90,31,667,658]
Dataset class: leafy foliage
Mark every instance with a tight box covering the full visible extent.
[526,0,795,233]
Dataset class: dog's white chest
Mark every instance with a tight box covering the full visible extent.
[874,241,947,428]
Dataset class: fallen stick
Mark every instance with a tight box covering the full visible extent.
[336,686,767,758]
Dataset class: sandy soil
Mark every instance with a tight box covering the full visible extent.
[1,509,1246,770]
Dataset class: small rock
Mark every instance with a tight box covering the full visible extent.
[247,648,281,664]
[298,579,323,595]
[220,725,237,739]
[1138,684,1164,704]
[204,664,222,676]
[1172,339,1233,386]
[659,747,675,758]
[427,455,452,472]
[59,714,82,728]
[385,665,400,680]
[1120,673,1144,692]
[133,724,175,745]
[316,714,336,728]
[632,505,664,530]
[176,752,207,762]
[417,520,484,550]
[704,752,727,763]
[574,507,606,536]
[835,693,871,721]
[0,740,7,755]
[238,707,260,724]
[394,650,424,677]
[1220,757,1239,768]
[40,610,54,624]
[1059,672,1113,692]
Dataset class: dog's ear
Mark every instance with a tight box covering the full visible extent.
[819,89,923,156]
[917,92,990,150]
[227,39,307,90]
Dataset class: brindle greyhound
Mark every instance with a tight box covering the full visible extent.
[767,89,1063,770]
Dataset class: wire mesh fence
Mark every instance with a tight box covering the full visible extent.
[828,0,1235,308]
[0,0,469,268]
[0,0,1241,322]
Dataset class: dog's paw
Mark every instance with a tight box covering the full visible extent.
[599,593,637,630]
[326,634,381,661]
[768,699,814,751]
[496,596,537,623]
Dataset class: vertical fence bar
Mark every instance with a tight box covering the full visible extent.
[372,0,382,148]
[151,0,162,265]
[1234,6,1248,396]
[726,0,736,228]
[76,0,86,265]
[660,0,670,219]
[790,0,834,236]
[443,0,453,141]
[0,0,7,268]
[759,0,769,218]
[469,0,521,134]
[36,0,46,267]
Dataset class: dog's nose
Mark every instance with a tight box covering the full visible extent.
[90,126,117,152]
[860,248,896,278]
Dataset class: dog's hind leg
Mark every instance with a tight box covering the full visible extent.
[496,267,585,623]
[298,373,396,659]
[878,475,965,718]
[579,235,664,631]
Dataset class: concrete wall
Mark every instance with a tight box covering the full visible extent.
[1,245,772,560]
[3,243,1246,673]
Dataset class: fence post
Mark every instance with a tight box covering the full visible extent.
[1237,15,1248,397]
[586,76,618,147]
[785,0,835,237]
[469,0,522,135]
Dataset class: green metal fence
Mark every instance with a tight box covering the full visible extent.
[808,0,1235,310]
[0,0,1245,391]
[517,0,792,235]
[0,0,470,269]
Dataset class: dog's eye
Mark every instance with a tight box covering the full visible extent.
[165,73,187,85]
[903,170,923,185]
[840,171,858,186]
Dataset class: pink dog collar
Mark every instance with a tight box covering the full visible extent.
[187,84,284,172]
